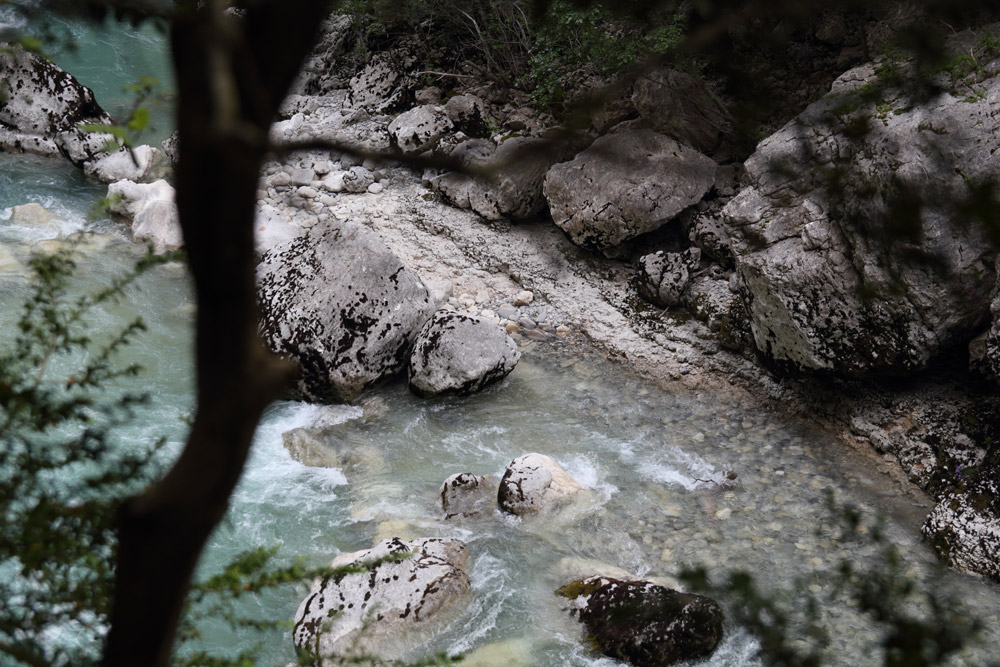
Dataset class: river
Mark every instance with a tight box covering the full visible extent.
[2,12,1000,667]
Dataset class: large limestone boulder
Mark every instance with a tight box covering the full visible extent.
[468,136,579,221]
[293,537,471,662]
[388,104,454,154]
[722,40,1000,377]
[497,453,582,516]
[0,43,111,164]
[256,219,436,403]
[557,576,724,667]
[444,94,488,137]
[544,129,716,250]
[106,179,183,254]
[631,68,731,153]
[83,144,165,184]
[408,311,520,397]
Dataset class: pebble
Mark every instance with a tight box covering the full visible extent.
[480,309,496,319]
[497,304,519,320]
[715,507,732,520]
[522,329,549,341]
[298,186,318,198]
[555,325,571,336]
[514,290,534,306]
[269,172,290,186]
[367,182,384,194]
[664,506,682,518]
[505,322,520,334]
[518,318,537,330]
[692,432,705,442]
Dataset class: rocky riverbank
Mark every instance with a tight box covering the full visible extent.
[2,2,999,642]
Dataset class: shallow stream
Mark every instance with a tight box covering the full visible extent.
[2,14,1000,667]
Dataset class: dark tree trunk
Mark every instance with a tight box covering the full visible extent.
[102,3,329,665]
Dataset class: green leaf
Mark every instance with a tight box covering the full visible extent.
[127,107,150,132]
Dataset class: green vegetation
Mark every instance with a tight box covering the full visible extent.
[338,0,687,111]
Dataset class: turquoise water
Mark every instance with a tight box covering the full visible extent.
[2,14,1000,667]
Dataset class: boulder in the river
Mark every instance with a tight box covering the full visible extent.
[544,129,716,251]
[106,179,183,254]
[83,144,166,184]
[721,45,1000,377]
[0,43,112,164]
[497,453,582,515]
[408,311,520,397]
[8,202,54,226]
[292,537,471,661]
[388,104,454,155]
[439,472,497,519]
[257,219,436,403]
[557,576,724,667]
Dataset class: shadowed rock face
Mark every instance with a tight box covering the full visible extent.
[558,577,724,667]
[723,30,1000,378]
[293,537,471,662]
[256,219,436,403]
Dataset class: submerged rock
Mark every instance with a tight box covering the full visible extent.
[497,453,582,515]
[439,472,497,519]
[408,311,520,397]
[557,576,723,667]
[8,202,54,226]
[544,129,716,251]
[281,426,384,474]
[257,219,436,403]
[292,537,470,662]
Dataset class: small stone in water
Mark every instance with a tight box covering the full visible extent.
[664,506,682,518]
[692,432,705,442]
[714,507,732,520]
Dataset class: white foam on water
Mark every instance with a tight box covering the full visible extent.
[619,439,719,491]
[445,552,515,655]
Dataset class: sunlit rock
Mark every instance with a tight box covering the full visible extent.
[106,179,182,254]
[497,453,582,516]
[408,311,520,397]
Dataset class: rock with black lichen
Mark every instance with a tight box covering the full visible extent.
[292,537,471,662]
[408,310,519,397]
[557,576,723,667]
[388,104,454,155]
[497,453,582,516]
[922,458,1000,581]
[257,219,436,403]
